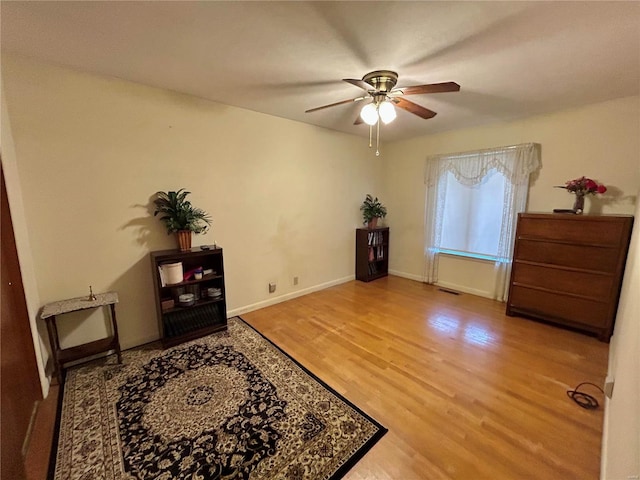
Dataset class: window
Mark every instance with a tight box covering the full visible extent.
[439,168,506,258]
[424,143,540,300]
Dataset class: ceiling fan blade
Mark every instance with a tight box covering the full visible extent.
[305,96,367,113]
[343,78,375,91]
[392,97,437,119]
[354,114,363,125]
[396,82,461,96]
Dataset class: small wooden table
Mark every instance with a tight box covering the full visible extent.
[41,291,121,384]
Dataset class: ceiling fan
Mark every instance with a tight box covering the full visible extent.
[305,70,460,155]
[305,70,460,125]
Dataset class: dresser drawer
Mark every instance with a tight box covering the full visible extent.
[512,262,613,298]
[516,240,619,272]
[517,216,626,246]
[508,286,609,329]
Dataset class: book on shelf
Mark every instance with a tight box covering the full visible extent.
[158,266,166,287]
[368,262,378,275]
[368,231,381,246]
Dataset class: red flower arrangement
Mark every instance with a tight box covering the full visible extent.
[556,176,607,195]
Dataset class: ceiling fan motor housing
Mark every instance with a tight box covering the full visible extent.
[362,70,398,92]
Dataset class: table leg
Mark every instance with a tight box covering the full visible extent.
[45,316,63,385]
[109,304,122,364]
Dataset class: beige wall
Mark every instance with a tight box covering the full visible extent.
[2,55,380,361]
[601,195,640,480]
[384,95,640,296]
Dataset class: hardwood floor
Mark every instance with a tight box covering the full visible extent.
[30,276,607,479]
[243,276,609,480]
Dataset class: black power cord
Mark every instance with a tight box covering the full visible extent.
[566,382,604,409]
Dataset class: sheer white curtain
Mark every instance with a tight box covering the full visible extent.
[424,143,541,301]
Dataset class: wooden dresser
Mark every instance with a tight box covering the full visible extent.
[506,213,633,341]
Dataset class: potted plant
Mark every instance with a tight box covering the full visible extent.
[153,189,212,251]
[360,194,387,229]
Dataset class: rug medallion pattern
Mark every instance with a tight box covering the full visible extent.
[54,317,386,479]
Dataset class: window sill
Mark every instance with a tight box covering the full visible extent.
[434,248,506,263]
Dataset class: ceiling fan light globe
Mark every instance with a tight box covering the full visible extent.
[378,101,397,124]
[360,103,379,126]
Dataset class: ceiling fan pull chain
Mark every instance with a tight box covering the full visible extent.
[375,120,380,156]
[368,124,373,148]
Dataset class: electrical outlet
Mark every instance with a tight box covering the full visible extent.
[604,376,615,398]
[269,282,276,293]
[293,276,299,286]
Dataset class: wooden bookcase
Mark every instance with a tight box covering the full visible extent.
[506,213,633,341]
[150,245,227,348]
[356,227,389,282]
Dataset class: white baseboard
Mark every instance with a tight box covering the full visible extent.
[228,275,355,317]
[600,338,617,480]
[600,397,610,480]
[121,333,161,350]
[388,271,496,300]
[434,280,494,300]
[388,269,424,282]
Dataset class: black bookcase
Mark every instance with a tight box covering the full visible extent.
[355,227,389,282]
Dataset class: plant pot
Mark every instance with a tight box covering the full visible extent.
[176,230,192,251]
[367,217,379,229]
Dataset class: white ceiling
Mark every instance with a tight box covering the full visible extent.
[2,1,639,142]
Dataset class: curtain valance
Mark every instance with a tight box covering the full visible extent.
[425,143,540,187]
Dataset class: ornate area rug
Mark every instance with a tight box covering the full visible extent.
[52,317,386,479]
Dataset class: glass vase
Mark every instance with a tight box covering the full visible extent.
[573,192,585,214]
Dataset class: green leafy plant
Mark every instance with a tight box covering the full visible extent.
[153,189,211,234]
[360,194,387,224]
